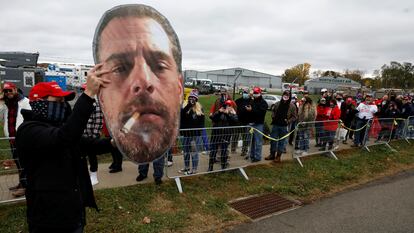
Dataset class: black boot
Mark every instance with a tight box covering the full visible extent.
[265,151,276,160]
[274,152,282,163]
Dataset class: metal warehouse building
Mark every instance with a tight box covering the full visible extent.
[184,67,282,90]
[305,76,361,94]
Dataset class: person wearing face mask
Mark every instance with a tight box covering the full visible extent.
[320,99,341,151]
[208,99,238,171]
[376,101,400,141]
[16,74,113,232]
[351,93,378,147]
[340,97,358,144]
[0,82,32,198]
[246,87,268,162]
[265,90,297,163]
[178,89,205,175]
[315,98,328,146]
[235,88,253,157]
[336,93,344,109]
[376,94,389,118]
[295,97,316,155]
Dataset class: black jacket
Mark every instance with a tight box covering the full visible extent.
[16,94,112,229]
[235,97,252,125]
[340,103,358,126]
[180,103,205,137]
[210,109,238,127]
[249,97,268,124]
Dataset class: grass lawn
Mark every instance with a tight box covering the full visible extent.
[1,140,414,233]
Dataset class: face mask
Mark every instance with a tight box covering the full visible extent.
[30,100,67,123]
[336,98,342,102]
[253,94,260,98]
[282,96,289,101]
[188,98,196,105]
[291,99,296,103]
[242,93,249,99]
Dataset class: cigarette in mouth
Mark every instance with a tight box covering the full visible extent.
[121,112,140,134]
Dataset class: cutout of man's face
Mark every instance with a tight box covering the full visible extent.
[97,16,182,163]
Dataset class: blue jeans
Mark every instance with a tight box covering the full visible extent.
[270,125,288,153]
[354,118,369,145]
[138,156,164,179]
[182,136,200,170]
[297,129,310,151]
[250,124,264,161]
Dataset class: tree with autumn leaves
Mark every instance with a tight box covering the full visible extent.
[281,63,311,85]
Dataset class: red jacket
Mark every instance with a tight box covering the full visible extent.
[316,105,328,121]
[323,106,341,131]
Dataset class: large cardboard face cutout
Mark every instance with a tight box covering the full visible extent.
[93,4,183,163]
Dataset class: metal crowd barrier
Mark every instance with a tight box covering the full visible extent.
[0,137,25,204]
[165,126,252,193]
[405,116,414,142]
[362,118,396,152]
[292,120,340,167]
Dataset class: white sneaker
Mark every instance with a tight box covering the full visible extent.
[167,161,173,167]
[90,172,99,186]
[294,150,302,155]
[301,151,308,156]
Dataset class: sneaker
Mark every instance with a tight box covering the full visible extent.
[11,188,25,198]
[167,161,173,167]
[191,169,198,174]
[178,168,190,174]
[350,143,359,148]
[136,174,147,182]
[90,172,99,186]
[294,150,302,155]
[301,151,308,156]
[264,155,275,160]
[184,170,193,175]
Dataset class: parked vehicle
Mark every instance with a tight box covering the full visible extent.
[262,94,281,110]
[212,82,232,92]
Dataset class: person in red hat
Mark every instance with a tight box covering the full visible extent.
[208,98,238,171]
[247,87,268,162]
[15,71,112,233]
[0,82,31,197]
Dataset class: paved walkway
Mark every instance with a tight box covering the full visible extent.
[1,140,357,202]
[230,169,414,233]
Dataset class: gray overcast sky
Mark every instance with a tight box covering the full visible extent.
[1,0,413,76]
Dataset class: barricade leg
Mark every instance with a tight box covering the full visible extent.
[238,168,249,180]
[175,177,183,193]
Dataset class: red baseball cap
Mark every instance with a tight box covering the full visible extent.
[29,82,75,101]
[224,100,233,106]
[3,82,16,90]
[253,87,261,94]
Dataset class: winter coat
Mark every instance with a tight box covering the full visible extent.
[323,106,341,131]
[16,94,113,229]
[1,95,31,137]
[340,103,358,126]
[249,97,268,124]
[235,97,252,125]
[180,103,205,137]
[316,104,328,121]
[271,101,297,126]
[298,104,316,123]
[210,108,238,127]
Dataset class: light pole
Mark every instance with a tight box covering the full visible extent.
[232,69,242,100]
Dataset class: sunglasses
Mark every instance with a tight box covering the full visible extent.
[3,89,12,94]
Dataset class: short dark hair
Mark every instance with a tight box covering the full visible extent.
[92,4,182,72]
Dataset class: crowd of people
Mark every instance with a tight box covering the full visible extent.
[174,87,414,173]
